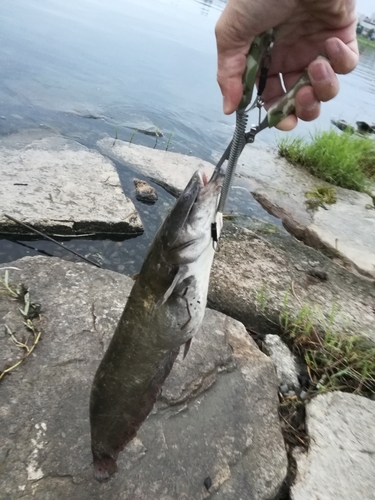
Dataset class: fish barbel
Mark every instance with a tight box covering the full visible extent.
[90,163,224,481]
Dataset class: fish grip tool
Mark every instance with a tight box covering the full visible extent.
[212,33,327,247]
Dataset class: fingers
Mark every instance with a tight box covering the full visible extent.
[307,58,339,102]
[266,74,321,131]
[216,51,248,114]
[325,37,359,74]
[274,87,321,132]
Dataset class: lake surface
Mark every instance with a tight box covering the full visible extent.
[1,0,374,273]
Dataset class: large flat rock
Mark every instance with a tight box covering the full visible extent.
[97,137,214,197]
[0,256,287,500]
[209,216,375,343]
[291,392,375,500]
[0,131,143,235]
[233,141,375,279]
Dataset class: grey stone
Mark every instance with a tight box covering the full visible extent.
[0,256,287,500]
[0,130,143,235]
[291,392,375,500]
[227,140,375,279]
[299,390,308,400]
[133,178,158,203]
[97,138,214,197]
[209,217,375,343]
[263,334,301,387]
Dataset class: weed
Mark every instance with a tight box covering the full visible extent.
[255,286,269,313]
[112,125,118,146]
[305,186,337,211]
[165,130,174,151]
[129,129,137,145]
[278,130,375,192]
[0,271,42,381]
[279,294,375,396]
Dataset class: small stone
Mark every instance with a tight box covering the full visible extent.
[308,261,319,267]
[0,116,6,120]
[263,335,301,388]
[286,390,296,397]
[133,179,158,203]
[203,477,212,490]
[280,384,289,394]
[294,264,304,271]
[299,390,308,400]
[307,269,328,281]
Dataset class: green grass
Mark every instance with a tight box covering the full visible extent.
[278,130,375,193]
[280,300,375,396]
[357,35,375,49]
[253,284,375,397]
[165,130,174,151]
[305,186,337,211]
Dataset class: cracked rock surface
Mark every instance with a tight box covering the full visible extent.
[0,130,143,235]
[291,392,375,500]
[209,216,375,343]
[0,256,287,500]
[235,141,375,279]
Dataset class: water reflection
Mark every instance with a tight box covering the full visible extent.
[357,46,375,96]
[0,0,374,271]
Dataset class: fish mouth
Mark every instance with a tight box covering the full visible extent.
[195,167,223,198]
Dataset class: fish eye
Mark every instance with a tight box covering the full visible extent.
[183,192,191,200]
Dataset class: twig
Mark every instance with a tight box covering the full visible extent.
[279,414,307,446]
[0,321,42,381]
[3,214,101,268]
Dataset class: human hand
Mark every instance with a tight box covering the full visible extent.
[215,0,359,130]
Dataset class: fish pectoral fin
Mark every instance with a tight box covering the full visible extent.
[183,338,192,359]
[156,267,186,308]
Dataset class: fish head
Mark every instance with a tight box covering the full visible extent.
[161,167,223,264]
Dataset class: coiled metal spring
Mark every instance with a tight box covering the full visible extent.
[217,111,248,213]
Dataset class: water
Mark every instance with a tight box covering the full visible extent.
[1,0,374,273]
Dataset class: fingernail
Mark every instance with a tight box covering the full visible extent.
[223,96,232,114]
[310,61,329,83]
[299,90,317,111]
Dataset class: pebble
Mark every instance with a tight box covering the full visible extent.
[280,384,289,394]
[309,260,320,267]
[299,390,308,400]
[134,178,158,203]
[294,264,304,271]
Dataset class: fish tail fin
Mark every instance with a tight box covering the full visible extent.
[93,452,118,482]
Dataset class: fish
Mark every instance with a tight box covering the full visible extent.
[89,163,224,482]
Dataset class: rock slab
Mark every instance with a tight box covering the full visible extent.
[98,138,214,197]
[209,216,375,343]
[234,141,375,279]
[291,392,375,500]
[0,131,143,235]
[0,256,287,500]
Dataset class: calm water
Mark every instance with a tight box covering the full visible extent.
[1,0,374,273]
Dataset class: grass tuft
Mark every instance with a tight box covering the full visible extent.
[278,130,375,193]
[280,299,375,396]
[305,186,337,211]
